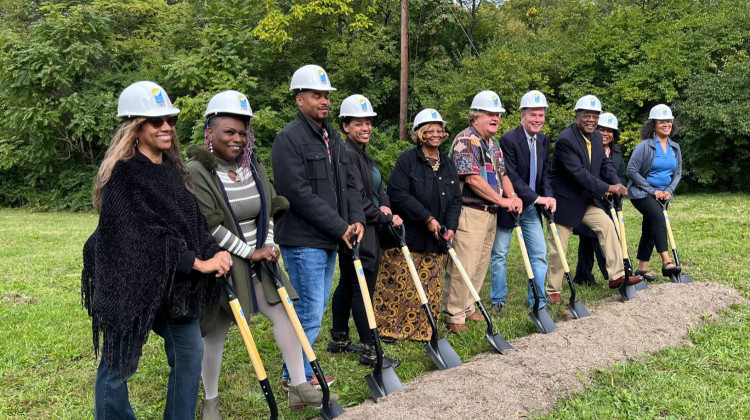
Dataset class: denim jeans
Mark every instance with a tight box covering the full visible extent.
[94,314,203,420]
[490,204,548,308]
[280,246,337,382]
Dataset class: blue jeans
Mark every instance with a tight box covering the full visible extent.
[490,204,548,308]
[94,313,203,420]
[280,246,337,382]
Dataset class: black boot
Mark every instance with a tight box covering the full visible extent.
[359,343,401,368]
[327,330,363,353]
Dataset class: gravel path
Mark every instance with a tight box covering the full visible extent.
[337,282,745,419]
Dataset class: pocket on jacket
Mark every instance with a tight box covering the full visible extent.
[304,152,327,180]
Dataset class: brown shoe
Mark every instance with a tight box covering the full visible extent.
[445,322,469,334]
[609,275,644,289]
[547,292,562,304]
[466,311,485,322]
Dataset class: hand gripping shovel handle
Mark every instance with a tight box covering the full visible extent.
[259,261,343,419]
[220,275,278,420]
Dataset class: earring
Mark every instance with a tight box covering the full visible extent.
[134,138,139,146]
[208,141,213,152]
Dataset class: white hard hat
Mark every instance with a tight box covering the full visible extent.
[519,90,549,109]
[289,64,337,91]
[339,94,377,118]
[470,90,506,113]
[574,95,603,113]
[649,104,674,120]
[412,108,446,132]
[204,90,255,119]
[598,112,618,130]
[117,81,180,118]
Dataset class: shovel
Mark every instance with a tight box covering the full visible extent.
[349,239,403,401]
[605,196,637,301]
[613,196,647,291]
[538,208,591,319]
[220,275,278,420]
[437,226,513,354]
[388,224,462,370]
[658,200,692,283]
[260,261,344,420]
[511,212,556,334]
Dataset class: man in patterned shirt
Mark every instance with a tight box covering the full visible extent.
[442,90,522,334]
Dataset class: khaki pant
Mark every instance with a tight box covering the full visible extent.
[442,206,496,324]
[546,205,624,294]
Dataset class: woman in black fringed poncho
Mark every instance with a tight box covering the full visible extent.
[81,81,232,419]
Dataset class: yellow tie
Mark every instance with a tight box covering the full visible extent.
[585,138,591,163]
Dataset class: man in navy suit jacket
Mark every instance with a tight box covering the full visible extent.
[547,95,643,293]
[490,90,557,310]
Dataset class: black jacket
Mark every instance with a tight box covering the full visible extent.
[338,139,392,271]
[609,144,627,185]
[549,124,619,227]
[497,126,553,230]
[386,145,462,254]
[271,109,365,249]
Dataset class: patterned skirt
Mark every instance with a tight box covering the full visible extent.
[373,247,444,342]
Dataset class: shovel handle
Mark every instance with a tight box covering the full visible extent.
[220,276,268,380]
[446,248,481,302]
[548,222,571,273]
[514,226,535,279]
[615,209,628,255]
[402,246,429,305]
[353,258,378,329]
[659,201,677,250]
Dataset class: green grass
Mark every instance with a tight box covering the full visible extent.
[0,193,748,419]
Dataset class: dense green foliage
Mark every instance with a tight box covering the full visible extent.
[1,0,749,209]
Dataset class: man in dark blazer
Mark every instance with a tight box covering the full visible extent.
[491,90,557,310]
[547,95,642,294]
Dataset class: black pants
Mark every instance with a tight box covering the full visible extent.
[331,254,377,345]
[631,195,669,261]
[573,224,609,282]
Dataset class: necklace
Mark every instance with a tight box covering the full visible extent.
[217,162,246,183]
[427,156,440,173]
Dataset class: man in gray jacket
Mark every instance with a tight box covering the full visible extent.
[272,64,365,387]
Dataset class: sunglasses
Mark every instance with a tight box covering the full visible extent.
[145,116,178,127]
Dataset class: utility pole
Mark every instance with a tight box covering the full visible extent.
[399,0,408,141]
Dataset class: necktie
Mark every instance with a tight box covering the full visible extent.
[529,137,537,192]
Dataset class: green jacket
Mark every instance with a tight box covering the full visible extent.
[186,144,297,335]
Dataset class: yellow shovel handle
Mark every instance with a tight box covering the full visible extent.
[663,210,677,250]
[276,287,316,362]
[447,248,481,302]
[228,300,267,381]
[353,259,378,329]
[616,209,628,254]
[549,222,571,273]
[514,226,535,279]
[609,207,621,238]
[402,246,428,305]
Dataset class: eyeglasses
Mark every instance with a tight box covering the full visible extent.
[655,120,673,125]
[424,130,447,136]
[578,113,599,121]
[145,116,178,127]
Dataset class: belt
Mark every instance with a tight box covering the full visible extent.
[463,202,499,214]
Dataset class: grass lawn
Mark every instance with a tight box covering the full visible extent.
[1,193,748,419]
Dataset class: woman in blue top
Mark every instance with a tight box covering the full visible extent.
[626,104,683,280]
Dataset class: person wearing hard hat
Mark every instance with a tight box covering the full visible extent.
[328,94,402,367]
[271,65,365,388]
[490,90,556,313]
[627,104,683,280]
[547,95,643,299]
[82,81,232,418]
[572,112,627,286]
[186,90,338,416]
[373,108,462,341]
[442,91,523,333]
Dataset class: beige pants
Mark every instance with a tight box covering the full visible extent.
[442,206,496,324]
[546,205,624,294]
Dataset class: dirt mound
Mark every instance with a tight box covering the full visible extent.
[338,282,745,419]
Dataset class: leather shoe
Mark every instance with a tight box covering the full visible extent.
[608,274,644,289]
[547,292,562,304]
[466,311,485,322]
[445,322,468,334]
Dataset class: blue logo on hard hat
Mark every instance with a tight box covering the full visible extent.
[430,109,438,118]
[318,70,328,85]
[589,96,596,107]
[533,92,540,103]
[492,95,499,106]
[608,115,614,124]
[239,95,249,111]
[662,106,668,116]
[360,98,368,111]
[152,89,166,107]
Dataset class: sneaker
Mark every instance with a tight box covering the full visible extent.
[359,343,401,368]
[327,330,363,353]
[282,375,334,391]
[491,302,504,313]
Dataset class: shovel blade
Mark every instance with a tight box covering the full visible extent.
[319,402,345,420]
[634,280,648,290]
[486,333,513,354]
[679,273,693,283]
[567,300,591,319]
[529,307,556,334]
[365,366,403,401]
[619,284,637,301]
[424,338,462,370]
[364,372,386,401]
